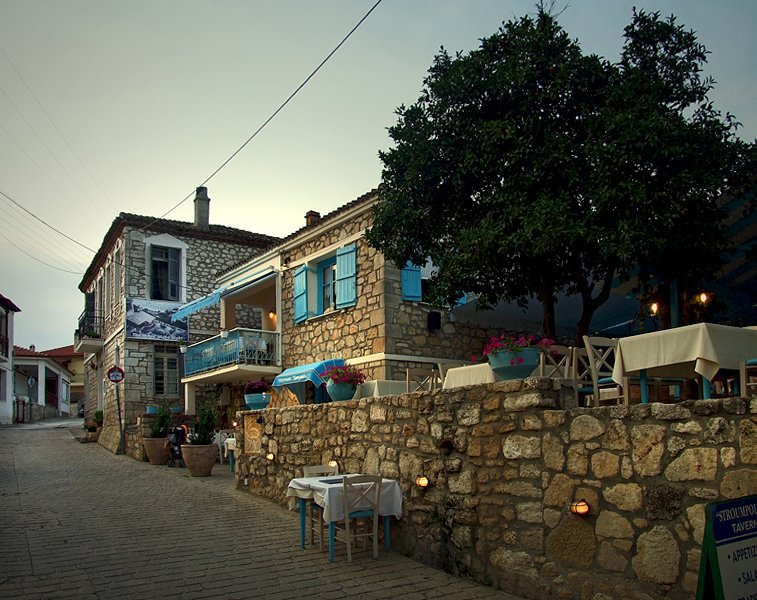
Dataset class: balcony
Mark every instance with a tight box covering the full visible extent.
[74,310,104,354]
[183,328,280,378]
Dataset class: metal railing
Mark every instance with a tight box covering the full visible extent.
[183,328,280,376]
[75,309,104,342]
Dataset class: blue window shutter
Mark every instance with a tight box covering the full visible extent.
[401,263,422,301]
[335,244,357,309]
[293,265,308,323]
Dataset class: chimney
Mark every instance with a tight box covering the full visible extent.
[29,344,35,352]
[305,210,321,227]
[194,187,210,230]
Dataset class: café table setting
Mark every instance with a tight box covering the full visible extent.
[286,473,403,561]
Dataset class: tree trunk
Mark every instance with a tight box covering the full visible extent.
[539,285,557,340]
[574,267,616,345]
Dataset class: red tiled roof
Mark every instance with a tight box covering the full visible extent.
[79,212,282,291]
[13,345,45,357]
[40,345,82,358]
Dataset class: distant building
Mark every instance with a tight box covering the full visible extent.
[0,293,21,424]
[13,344,75,421]
[74,187,280,453]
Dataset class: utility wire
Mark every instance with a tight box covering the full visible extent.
[155,0,384,222]
[0,44,118,212]
[0,230,82,274]
[0,188,96,254]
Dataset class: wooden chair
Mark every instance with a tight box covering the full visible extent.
[539,345,572,378]
[582,336,627,406]
[571,346,595,406]
[303,464,338,550]
[740,358,757,397]
[330,474,382,561]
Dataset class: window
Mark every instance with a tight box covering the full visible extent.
[293,243,357,324]
[151,246,180,301]
[154,345,179,397]
[114,246,122,303]
[401,259,467,305]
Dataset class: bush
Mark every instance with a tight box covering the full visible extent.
[188,400,218,445]
[147,403,171,438]
[94,410,104,426]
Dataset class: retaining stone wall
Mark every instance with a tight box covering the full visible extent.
[234,381,756,600]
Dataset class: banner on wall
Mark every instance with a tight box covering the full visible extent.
[125,298,188,341]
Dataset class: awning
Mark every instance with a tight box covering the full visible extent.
[272,359,345,388]
[171,267,275,322]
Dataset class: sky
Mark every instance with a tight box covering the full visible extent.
[2,0,756,352]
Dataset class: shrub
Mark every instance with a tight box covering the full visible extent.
[188,400,218,445]
[147,403,171,438]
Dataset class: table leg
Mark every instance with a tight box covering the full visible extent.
[384,516,391,551]
[329,521,336,561]
[640,370,649,404]
[703,377,712,399]
[229,453,235,473]
[299,498,306,548]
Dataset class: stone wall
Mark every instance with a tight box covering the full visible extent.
[233,382,756,600]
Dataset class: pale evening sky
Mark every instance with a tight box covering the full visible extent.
[1,0,755,351]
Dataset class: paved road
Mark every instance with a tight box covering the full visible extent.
[0,419,523,600]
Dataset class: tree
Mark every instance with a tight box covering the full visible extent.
[367,7,756,340]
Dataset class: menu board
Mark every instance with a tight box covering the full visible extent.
[698,494,757,600]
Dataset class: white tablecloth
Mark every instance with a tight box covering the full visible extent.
[442,363,496,389]
[612,322,757,384]
[286,475,403,523]
[358,380,408,398]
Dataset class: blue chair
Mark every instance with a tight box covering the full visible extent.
[302,464,338,550]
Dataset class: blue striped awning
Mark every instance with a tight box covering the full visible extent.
[171,267,275,322]
[272,359,344,388]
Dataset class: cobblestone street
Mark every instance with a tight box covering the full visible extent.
[0,420,522,600]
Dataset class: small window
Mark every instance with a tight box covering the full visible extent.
[293,243,357,323]
[318,258,337,313]
[151,246,180,301]
[154,345,179,397]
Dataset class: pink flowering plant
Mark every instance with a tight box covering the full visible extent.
[244,380,271,394]
[322,365,366,386]
[482,333,555,366]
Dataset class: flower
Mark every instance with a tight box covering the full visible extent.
[244,380,271,394]
[322,364,366,386]
[482,333,555,364]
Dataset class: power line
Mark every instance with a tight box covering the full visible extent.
[156,0,384,221]
[0,229,82,274]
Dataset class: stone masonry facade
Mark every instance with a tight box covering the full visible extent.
[233,380,756,600]
[95,223,269,453]
[279,199,495,382]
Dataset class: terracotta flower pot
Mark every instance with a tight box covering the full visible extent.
[143,437,171,465]
[181,444,217,477]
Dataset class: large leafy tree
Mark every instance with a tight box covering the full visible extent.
[367,8,755,340]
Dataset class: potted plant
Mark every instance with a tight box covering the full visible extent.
[482,333,554,380]
[181,400,219,477]
[244,379,272,410]
[94,410,104,428]
[322,364,366,401]
[143,402,172,465]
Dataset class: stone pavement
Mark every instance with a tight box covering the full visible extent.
[0,419,525,600]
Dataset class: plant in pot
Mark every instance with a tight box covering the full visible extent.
[322,364,366,402]
[181,400,219,477]
[143,402,172,465]
[243,379,272,410]
[482,333,554,380]
[94,410,104,428]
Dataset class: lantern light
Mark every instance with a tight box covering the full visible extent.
[569,499,590,516]
[698,292,709,304]
[649,302,659,315]
[327,459,338,468]
[266,452,275,461]
[415,475,429,488]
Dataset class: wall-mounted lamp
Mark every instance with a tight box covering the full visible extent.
[232,421,238,428]
[415,475,430,488]
[327,459,338,468]
[569,499,590,516]
[266,452,275,461]
[268,308,276,320]
[179,344,188,354]
[697,291,710,305]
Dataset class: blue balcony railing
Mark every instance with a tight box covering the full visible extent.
[183,328,279,377]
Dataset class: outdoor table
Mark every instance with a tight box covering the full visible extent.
[612,322,757,403]
[223,437,236,473]
[357,380,408,398]
[442,363,496,389]
[286,474,403,561]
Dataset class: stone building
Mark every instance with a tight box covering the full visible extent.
[175,189,502,414]
[74,187,280,453]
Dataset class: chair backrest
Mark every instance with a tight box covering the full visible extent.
[342,474,381,515]
[303,464,338,477]
[571,346,592,386]
[539,345,572,378]
[582,336,617,381]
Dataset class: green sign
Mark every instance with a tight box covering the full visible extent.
[697,494,757,600]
